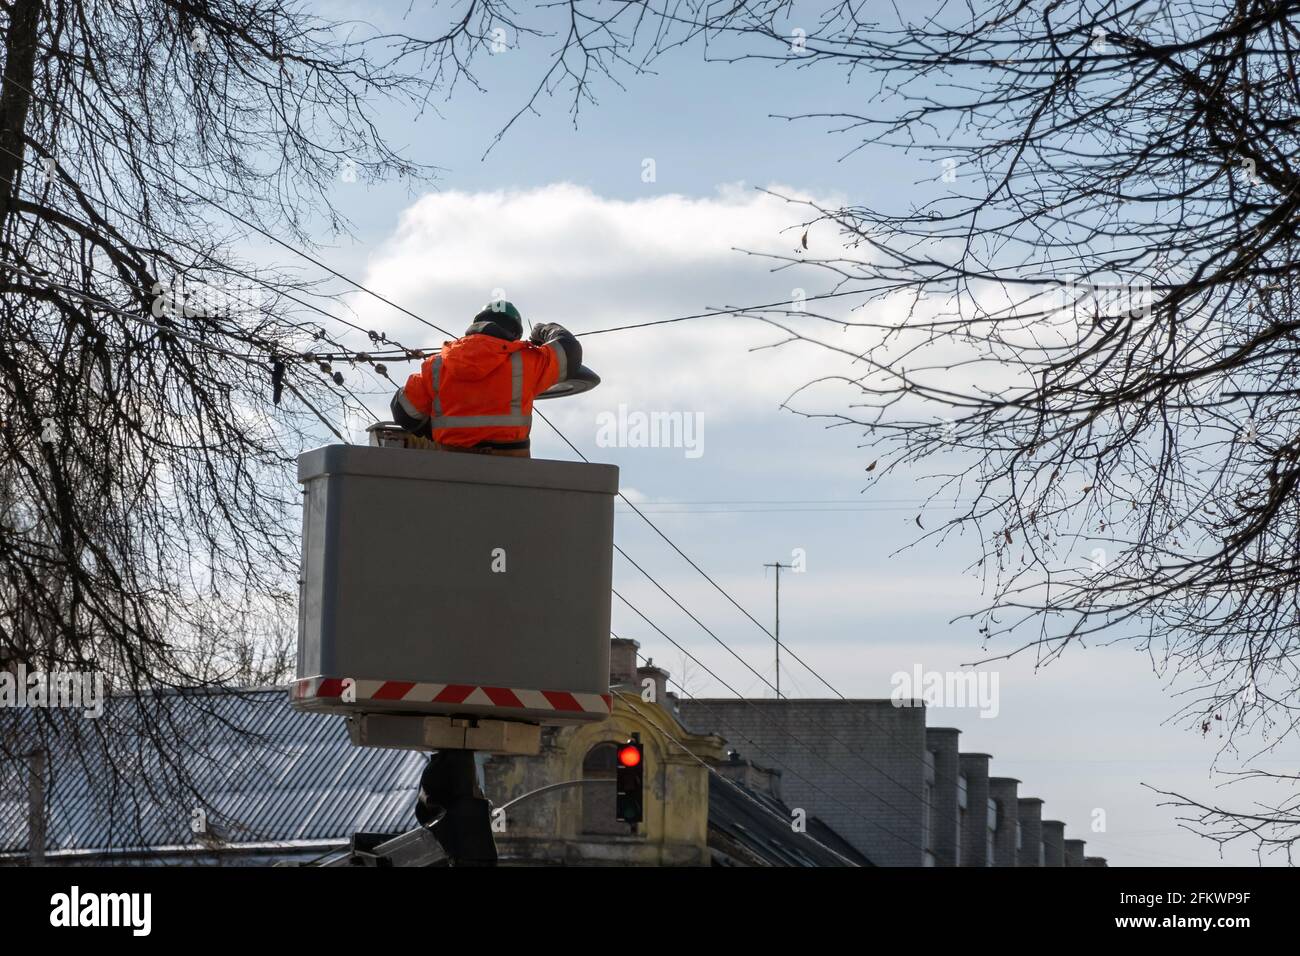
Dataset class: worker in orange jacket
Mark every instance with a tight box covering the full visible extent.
[391,301,581,457]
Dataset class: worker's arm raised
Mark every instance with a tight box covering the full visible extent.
[391,366,434,438]
[527,322,582,390]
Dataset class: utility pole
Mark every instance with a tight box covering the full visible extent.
[27,749,45,866]
[763,561,792,698]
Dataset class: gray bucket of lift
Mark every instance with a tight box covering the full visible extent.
[292,444,617,725]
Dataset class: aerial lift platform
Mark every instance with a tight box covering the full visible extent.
[292,374,617,865]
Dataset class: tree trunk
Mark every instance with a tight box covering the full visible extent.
[0,0,42,235]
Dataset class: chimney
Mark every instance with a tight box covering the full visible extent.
[1041,820,1067,866]
[1017,798,1044,867]
[987,776,1021,867]
[958,753,991,867]
[715,754,783,799]
[925,727,962,866]
[1064,838,1086,867]
[664,690,681,716]
[636,660,669,707]
[609,637,640,687]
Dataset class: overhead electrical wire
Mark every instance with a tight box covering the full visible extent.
[612,594,932,850]
[613,581,941,824]
[613,690,868,866]
[9,78,968,809]
[544,414,967,794]
[0,259,353,442]
[573,287,876,337]
[0,139,416,368]
[629,647,897,858]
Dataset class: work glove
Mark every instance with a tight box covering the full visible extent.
[390,387,432,438]
[528,322,570,345]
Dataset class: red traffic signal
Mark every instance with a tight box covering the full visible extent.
[615,739,645,825]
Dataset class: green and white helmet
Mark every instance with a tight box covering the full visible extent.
[474,299,524,338]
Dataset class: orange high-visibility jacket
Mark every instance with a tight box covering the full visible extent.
[396,333,566,448]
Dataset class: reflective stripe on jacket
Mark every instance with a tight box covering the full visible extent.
[397,333,565,448]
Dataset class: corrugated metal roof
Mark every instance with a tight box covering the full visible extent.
[0,688,425,857]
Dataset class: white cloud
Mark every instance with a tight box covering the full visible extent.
[350,183,1026,443]
[354,184,856,420]
[332,186,1288,869]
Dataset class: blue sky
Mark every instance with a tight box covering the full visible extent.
[262,2,1292,866]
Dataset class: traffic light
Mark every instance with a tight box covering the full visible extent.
[615,736,644,825]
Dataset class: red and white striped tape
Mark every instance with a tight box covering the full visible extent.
[292,676,612,716]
